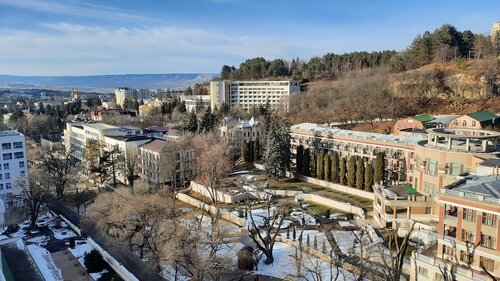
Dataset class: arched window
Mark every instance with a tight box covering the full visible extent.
[453,120,458,127]
[472,121,476,127]
[462,120,467,127]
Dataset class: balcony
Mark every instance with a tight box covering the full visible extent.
[444,208,458,222]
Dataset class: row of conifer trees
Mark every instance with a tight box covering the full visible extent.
[295,145,385,192]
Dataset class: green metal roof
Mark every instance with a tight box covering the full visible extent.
[412,114,434,123]
[467,111,498,122]
[405,187,417,194]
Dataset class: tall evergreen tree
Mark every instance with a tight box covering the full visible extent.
[339,158,347,185]
[374,152,385,184]
[316,153,323,180]
[331,151,339,183]
[356,158,365,190]
[364,163,374,192]
[184,112,198,133]
[324,154,331,182]
[302,148,310,176]
[199,107,216,132]
[347,156,357,187]
[254,138,261,161]
[310,153,317,178]
[264,115,291,180]
[295,145,304,173]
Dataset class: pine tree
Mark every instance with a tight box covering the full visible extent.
[356,158,365,189]
[241,140,249,162]
[332,151,339,183]
[287,227,290,239]
[364,162,374,192]
[339,158,347,185]
[374,152,385,184]
[296,145,304,173]
[199,107,216,132]
[310,153,316,178]
[264,115,291,180]
[293,227,297,241]
[307,234,310,248]
[184,112,198,133]
[302,148,310,176]
[324,154,331,181]
[248,141,254,162]
[316,153,323,180]
[322,241,327,254]
[313,236,318,250]
[254,138,261,161]
[347,156,357,187]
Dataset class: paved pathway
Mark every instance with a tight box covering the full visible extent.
[51,249,93,281]
[1,241,43,281]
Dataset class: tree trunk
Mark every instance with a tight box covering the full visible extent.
[263,249,274,264]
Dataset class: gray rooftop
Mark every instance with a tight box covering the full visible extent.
[291,123,425,145]
[450,175,500,199]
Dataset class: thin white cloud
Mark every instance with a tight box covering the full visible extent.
[0,23,314,75]
[0,0,167,24]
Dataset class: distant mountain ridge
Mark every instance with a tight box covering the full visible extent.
[0,73,217,92]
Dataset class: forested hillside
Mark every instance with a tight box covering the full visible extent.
[220,24,500,125]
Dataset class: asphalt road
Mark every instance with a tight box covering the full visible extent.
[48,202,164,281]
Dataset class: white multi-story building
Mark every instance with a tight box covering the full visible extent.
[115,87,137,108]
[63,122,143,162]
[220,116,263,146]
[0,131,27,199]
[210,80,300,111]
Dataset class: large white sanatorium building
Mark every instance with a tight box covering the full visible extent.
[0,131,27,199]
[210,80,300,111]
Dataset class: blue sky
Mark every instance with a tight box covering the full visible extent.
[0,0,498,76]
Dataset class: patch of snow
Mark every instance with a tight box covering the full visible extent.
[338,221,354,228]
[16,238,25,250]
[162,267,189,281]
[49,221,77,240]
[26,244,63,281]
[68,241,104,280]
[331,231,361,256]
[0,235,9,241]
[26,235,50,245]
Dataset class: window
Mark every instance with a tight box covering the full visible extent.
[425,207,432,214]
[14,152,23,159]
[435,273,444,281]
[2,153,12,160]
[462,120,467,127]
[5,173,10,180]
[472,121,477,127]
[480,256,495,272]
[480,233,496,249]
[482,213,497,227]
[446,163,462,176]
[0,184,3,190]
[461,229,475,243]
[423,182,437,196]
[3,163,8,170]
[417,267,428,277]
[425,159,438,176]
[1,143,11,150]
[5,183,11,189]
[0,174,3,180]
[20,171,25,177]
[463,208,476,222]
[18,161,24,168]
[13,142,22,149]
[460,250,473,263]
[453,119,458,127]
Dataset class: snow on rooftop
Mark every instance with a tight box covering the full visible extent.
[291,123,425,144]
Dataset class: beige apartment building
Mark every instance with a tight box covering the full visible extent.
[412,175,500,281]
[115,87,137,108]
[210,80,300,112]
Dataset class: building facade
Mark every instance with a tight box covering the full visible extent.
[210,80,300,112]
[220,116,263,147]
[412,175,500,281]
[0,131,27,200]
[115,87,137,108]
[448,111,499,130]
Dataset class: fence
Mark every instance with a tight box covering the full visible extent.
[176,192,246,227]
[296,194,366,218]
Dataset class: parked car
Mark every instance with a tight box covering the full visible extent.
[36,219,47,228]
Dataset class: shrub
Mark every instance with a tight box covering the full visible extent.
[98,270,123,281]
[69,238,76,249]
[84,249,106,273]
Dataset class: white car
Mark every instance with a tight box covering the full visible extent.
[36,219,47,228]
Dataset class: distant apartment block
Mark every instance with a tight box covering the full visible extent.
[210,80,300,111]
[0,131,27,200]
[115,87,137,108]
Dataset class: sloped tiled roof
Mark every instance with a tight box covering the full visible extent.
[140,139,168,153]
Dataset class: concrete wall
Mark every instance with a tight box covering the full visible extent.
[176,192,246,227]
[266,189,303,197]
[298,175,374,201]
[87,238,140,281]
[296,194,366,219]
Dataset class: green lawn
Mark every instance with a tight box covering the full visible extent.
[306,202,347,217]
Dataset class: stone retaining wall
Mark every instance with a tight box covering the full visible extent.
[296,194,366,218]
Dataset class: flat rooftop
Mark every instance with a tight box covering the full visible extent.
[0,131,23,137]
[291,123,425,145]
